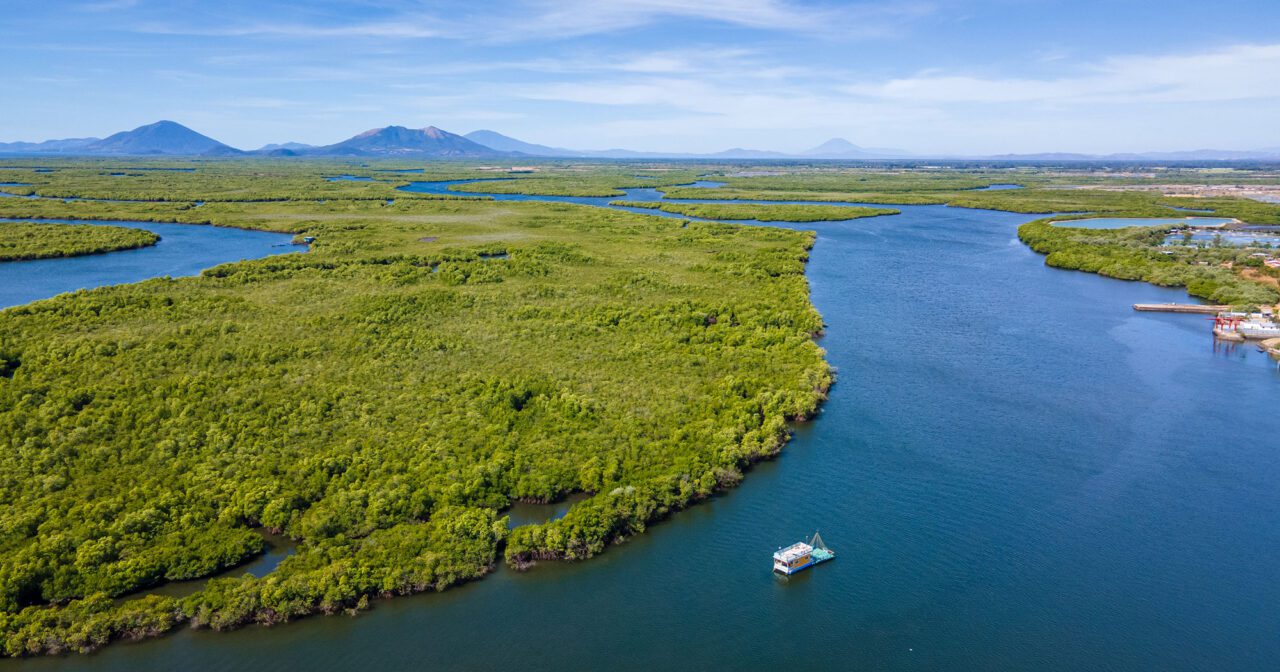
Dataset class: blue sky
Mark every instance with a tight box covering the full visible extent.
[3,0,1279,153]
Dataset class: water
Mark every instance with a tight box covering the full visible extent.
[1164,230,1280,247]
[8,186,1280,672]
[1056,217,1236,229]
[0,219,299,309]
[115,533,297,602]
[0,183,35,199]
[971,183,1024,191]
[503,494,591,528]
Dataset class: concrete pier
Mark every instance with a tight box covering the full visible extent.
[1133,303,1229,314]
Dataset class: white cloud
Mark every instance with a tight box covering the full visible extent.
[77,0,140,12]
[138,20,444,39]
[133,0,932,43]
[845,43,1280,105]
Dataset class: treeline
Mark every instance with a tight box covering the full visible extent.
[0,222,158,260]
[1018,217,1280,307]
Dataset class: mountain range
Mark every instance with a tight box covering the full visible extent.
[2,120,1279,162]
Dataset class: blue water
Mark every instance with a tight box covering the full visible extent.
[9,183,1280,672]
[0,183,35,199]
[0,219,299,309]
[1165,231,1280,247]
[117,532,298,602]
[1056,217,1236,229]
[972,183,1024,190]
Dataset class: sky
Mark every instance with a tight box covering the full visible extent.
[3,0,1280,154]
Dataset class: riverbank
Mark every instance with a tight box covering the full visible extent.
[1018,216,1280,307]
[0,221,158,260]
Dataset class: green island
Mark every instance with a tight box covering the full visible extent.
[1,159,1280,657]
[608,201,900,222]
[0,222,159,261]
[0,161,830,656]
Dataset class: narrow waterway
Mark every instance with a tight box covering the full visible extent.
[8,184,1279,672]
[0,219,299,309]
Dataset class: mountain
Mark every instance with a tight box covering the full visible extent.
[464,131,912,160]
[987,149,1280,162]
[256,142,314,152]
[802,138,911,159]
[708,148,790,159]
[314,126,505,157]
[3,122,1278,162]
[985,152,1098,161]
[83,120,242,155]
[464,130,578,157]
[0,137,98,154]
[1109,149,1280,161]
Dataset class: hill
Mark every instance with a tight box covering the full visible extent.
[83,120,242,155]
[315,126,505,157]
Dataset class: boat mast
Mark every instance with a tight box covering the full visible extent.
[810,530,828,550]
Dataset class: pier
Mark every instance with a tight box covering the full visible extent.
[1132,303,1230,314]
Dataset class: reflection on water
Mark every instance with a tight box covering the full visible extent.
[504,493,591,528]
[116,531,297,602]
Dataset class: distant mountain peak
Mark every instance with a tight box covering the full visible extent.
[316,124,505,157]
[806,138,862,154]
[83,120,241,156]
[256,141,314,152]
[801,137,910,159]
[464,129,580,157]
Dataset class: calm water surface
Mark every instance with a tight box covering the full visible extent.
[1057,216,1235,229]
[0,219,298,308]
[7,185,1279,671]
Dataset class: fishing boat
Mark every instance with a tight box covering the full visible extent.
[772,531,834,575]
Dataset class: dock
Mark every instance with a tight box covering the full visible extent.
[1133,303,1230,314]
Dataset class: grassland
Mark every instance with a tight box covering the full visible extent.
[0,222,158,260]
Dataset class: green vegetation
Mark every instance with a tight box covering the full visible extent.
[0,222,158,260]
[1018,217,1280,307]
[0,163,830,656]
[608,201,899,222]
[3,157,1280,657]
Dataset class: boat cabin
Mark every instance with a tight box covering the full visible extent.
[773,542,815,575]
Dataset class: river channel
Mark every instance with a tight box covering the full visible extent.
[6,181,1278,672]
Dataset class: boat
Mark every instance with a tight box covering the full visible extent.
[772,531,834,575]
